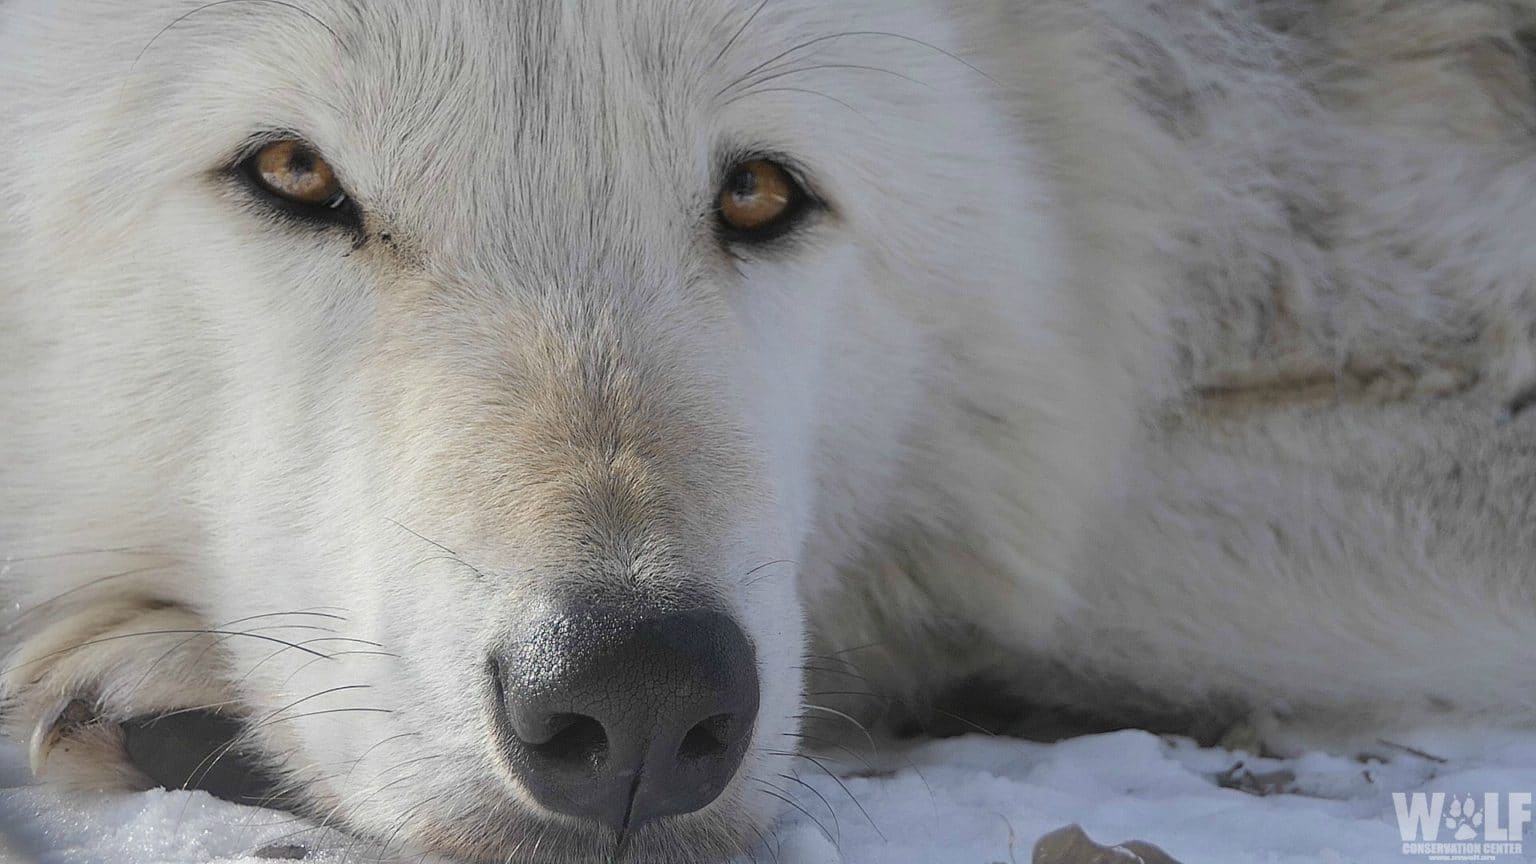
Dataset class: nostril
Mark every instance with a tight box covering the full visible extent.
[492,605,759,830]
[678,713,735,761]
[529,713,609,770]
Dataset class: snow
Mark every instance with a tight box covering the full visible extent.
[3,727,1536,864]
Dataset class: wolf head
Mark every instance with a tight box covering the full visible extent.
[0,0,1101,860]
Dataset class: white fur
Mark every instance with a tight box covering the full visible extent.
[3,0,1536,861]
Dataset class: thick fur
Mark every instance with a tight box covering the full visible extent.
[3,0,1536,861]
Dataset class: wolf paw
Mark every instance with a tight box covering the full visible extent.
[1,597,239,791]
[1446,795,1484,842]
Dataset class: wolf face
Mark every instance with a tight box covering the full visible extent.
[0,0,1091,860]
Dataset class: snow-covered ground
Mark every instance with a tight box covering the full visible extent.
[3,727,1535,864]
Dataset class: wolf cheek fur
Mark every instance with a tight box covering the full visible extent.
[4,0,1536,862]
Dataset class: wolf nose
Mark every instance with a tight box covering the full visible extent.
[492,606,759,832]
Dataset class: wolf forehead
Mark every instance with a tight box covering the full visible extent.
[30,0,975,253]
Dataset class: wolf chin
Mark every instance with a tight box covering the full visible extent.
[5,0,1536,861]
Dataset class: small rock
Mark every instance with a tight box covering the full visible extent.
[1032,824,1183,864]
[253,844,309,860]
[1215,762,1297,797]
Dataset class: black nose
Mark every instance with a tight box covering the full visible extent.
[492,606,759,832]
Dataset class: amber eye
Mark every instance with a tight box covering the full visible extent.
[717,159,807,240]
[240,138,352,218]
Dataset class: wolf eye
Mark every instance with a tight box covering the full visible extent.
[238,139,354,224]
[717,159,808,241]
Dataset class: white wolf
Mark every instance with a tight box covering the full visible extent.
[4,0,1536,861]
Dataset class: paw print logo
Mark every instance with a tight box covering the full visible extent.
[1445,794,1484,841]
